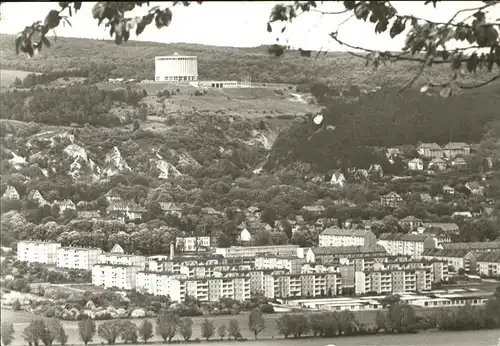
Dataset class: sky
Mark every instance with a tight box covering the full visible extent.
[0,1,498,51]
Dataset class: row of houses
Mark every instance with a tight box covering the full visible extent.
[417,142,471,158]
[408,156,469,172]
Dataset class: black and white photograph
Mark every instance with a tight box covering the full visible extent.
[0,1,499,345]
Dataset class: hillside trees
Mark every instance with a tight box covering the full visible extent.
[11,1,500,95]
[0,85,144,127]
[266,84,500,172]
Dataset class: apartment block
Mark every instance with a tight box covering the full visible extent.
[135,272,251,302]
[17,240,61,265]
[92,264,138,290]
[97,244,146,269]
[175,236,211,252]
[215,245,305,258]
[306,245,388,264]
[56,246,104,270]
[355,262,433,295]
[91,244,146,290]
[254,254,303,274]
[319,228,376,247]
[380,192,403,207]
[377,233,437,258]
[475,252,500,277]
[421,248,476,273]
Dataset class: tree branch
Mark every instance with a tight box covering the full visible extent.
[447,2,498,25]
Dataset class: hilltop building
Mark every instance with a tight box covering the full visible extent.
[155,54,198,82]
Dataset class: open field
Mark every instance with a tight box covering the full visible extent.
[101,81,319,116]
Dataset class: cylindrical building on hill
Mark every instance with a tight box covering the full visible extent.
[154,53,198,82]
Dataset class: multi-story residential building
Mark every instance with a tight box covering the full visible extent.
[408,158,423,171]
[300,272,341,298]
[380,192,403,207]
[429,157,447,171]
[254,254,303,274]
[92,264,139,290]
[306,245,388,264]
[377,233,437,258]
[318,228,376,247]
[159,202,183,217]
[475,252,500,277]
[97,244,146,269]
[76,210,101,220]
[175,236,211,252]
[443,142,470,158]
[398,216,423,230]
[2,185,20,200]
[441,241,500,252]
[92,244,146,290]
[355,261,435,295]
[53,199,76,214]
[17,240,61,265]
[417,143,443,158]
[421,249,477,273]
[215,245,305,258]
[106,201,146,222]
[302,205,326,216]
[56,246,103,270]
[136,272,251,302]
[419,223,459,235]
[27,189,49,206]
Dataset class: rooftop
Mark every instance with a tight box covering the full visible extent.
[312,245,387,256]
[320,227,374,237]
[379,233,432,242]
[422,248,471,258]
[442,242,500,250]
[475,252,500,263]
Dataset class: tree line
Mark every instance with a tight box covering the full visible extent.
[12,69,91,89]
[3,290,499,346]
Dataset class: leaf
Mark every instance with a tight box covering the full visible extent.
[420,84,429,93]
[74,2,82,12]
[41,35,51,48]
[267,22,272,33]
[343,1,357,10]
[281,26,286,33]
[451,55,462,70]
[439,86,451,98]
[375,19,389,34]
[467,53,479,73]
[390,17,406,38]
[44,10,61,29]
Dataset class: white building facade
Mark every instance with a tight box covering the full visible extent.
[155,54,198,82]
[56,247,104,270]
[17,241,61,265]
[319,228,376,247]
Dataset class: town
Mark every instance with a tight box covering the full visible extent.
[1,8,500,343]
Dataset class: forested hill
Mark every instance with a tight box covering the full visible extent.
[0,34,473,87]
[265,84,500,172]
